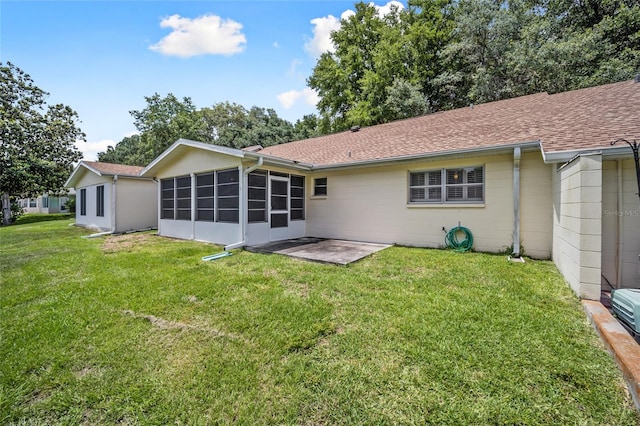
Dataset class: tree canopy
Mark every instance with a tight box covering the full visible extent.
[0,62,84,225]
[98,96,321,166]
[309,0,640,132]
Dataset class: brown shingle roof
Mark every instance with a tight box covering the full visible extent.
[260,79,640,165]
[84,161,144,176]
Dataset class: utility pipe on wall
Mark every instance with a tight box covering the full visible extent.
[512,147,521,257]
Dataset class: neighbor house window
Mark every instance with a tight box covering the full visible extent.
[196,172,215,222]
[247,170,267,223]
[217,169,239,223]
[290,175,305,220]
[409,166,484,203]
[29,198,37,208]
[313,177,327,196]
[42,196,49,208]
[96,185,105,217]
[80,189,87,216]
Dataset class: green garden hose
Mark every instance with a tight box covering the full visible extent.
[445,226,473,252]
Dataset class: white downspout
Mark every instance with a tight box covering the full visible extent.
[512,147,521,257]
[616,159,623,288]
[111,175,118,233]
[224,157,263,251]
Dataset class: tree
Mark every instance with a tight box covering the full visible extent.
[307,1,454,132]
[384,78,429,120]
[97,134,144,165]
[0,62,84,225]
[129,93,201,164]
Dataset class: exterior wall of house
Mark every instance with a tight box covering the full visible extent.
[552,154,602,300]
[602,159,640,289]
[113,178,158,233]
[306,151,552,258]
[75,180,113,231]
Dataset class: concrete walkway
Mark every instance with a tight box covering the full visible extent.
[582,300,640,410]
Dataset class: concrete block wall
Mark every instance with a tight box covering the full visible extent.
[552,154,603,300]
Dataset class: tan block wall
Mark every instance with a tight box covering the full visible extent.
[306,151,552,257]
[552,154,602,300]
[114,178,158,233]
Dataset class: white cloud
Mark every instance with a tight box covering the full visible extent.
[277,88,320,109]
[304,1,404,58]
[287,59,303,79]
[76,138,117,162]
[149,14,246,57]
[273,41,280,48]
[75,131,139,162]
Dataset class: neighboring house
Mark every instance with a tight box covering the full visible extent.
[19,190,75,214]
[139,78,639,300]
[65,161,158,233]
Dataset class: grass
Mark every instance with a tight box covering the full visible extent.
[1,215,638,425]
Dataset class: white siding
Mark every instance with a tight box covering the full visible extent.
[114,178,158,233]
[75,181,113,231]
[552,154,602,300]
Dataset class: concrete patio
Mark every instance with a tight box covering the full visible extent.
[246,238,392,265]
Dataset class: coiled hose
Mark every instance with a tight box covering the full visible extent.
[445,226,473,252]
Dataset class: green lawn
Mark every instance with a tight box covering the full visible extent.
[1,215,638,425]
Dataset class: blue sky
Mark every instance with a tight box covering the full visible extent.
[1,0,404,161]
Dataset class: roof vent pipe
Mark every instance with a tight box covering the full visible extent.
[350,126,360,132]
[636,74,640,83]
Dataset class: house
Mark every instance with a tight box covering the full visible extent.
[139,79,640,300]
[65,161,158,233]
[19,190,75,214]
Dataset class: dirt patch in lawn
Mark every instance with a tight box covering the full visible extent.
[103,233,155,253]
[122,309,251,344]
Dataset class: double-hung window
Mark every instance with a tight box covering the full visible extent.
[314,177,327,196]
[409,166,484,203]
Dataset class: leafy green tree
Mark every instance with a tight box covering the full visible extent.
[308,1,454,132]
[129,93,201,164]
[0,62,84,225]
[97,134,143,165]
[384,78,429,120]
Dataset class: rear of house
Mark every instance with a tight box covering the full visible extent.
[140,78,639,299]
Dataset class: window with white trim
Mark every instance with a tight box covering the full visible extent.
[42,196,49,208]
[313,177,327,196]
[409,166,484,203]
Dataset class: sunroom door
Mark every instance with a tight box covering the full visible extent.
[269,176,289,241]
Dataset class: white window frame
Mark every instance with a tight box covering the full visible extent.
[409,166,484,204]
[313,177,327,197]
